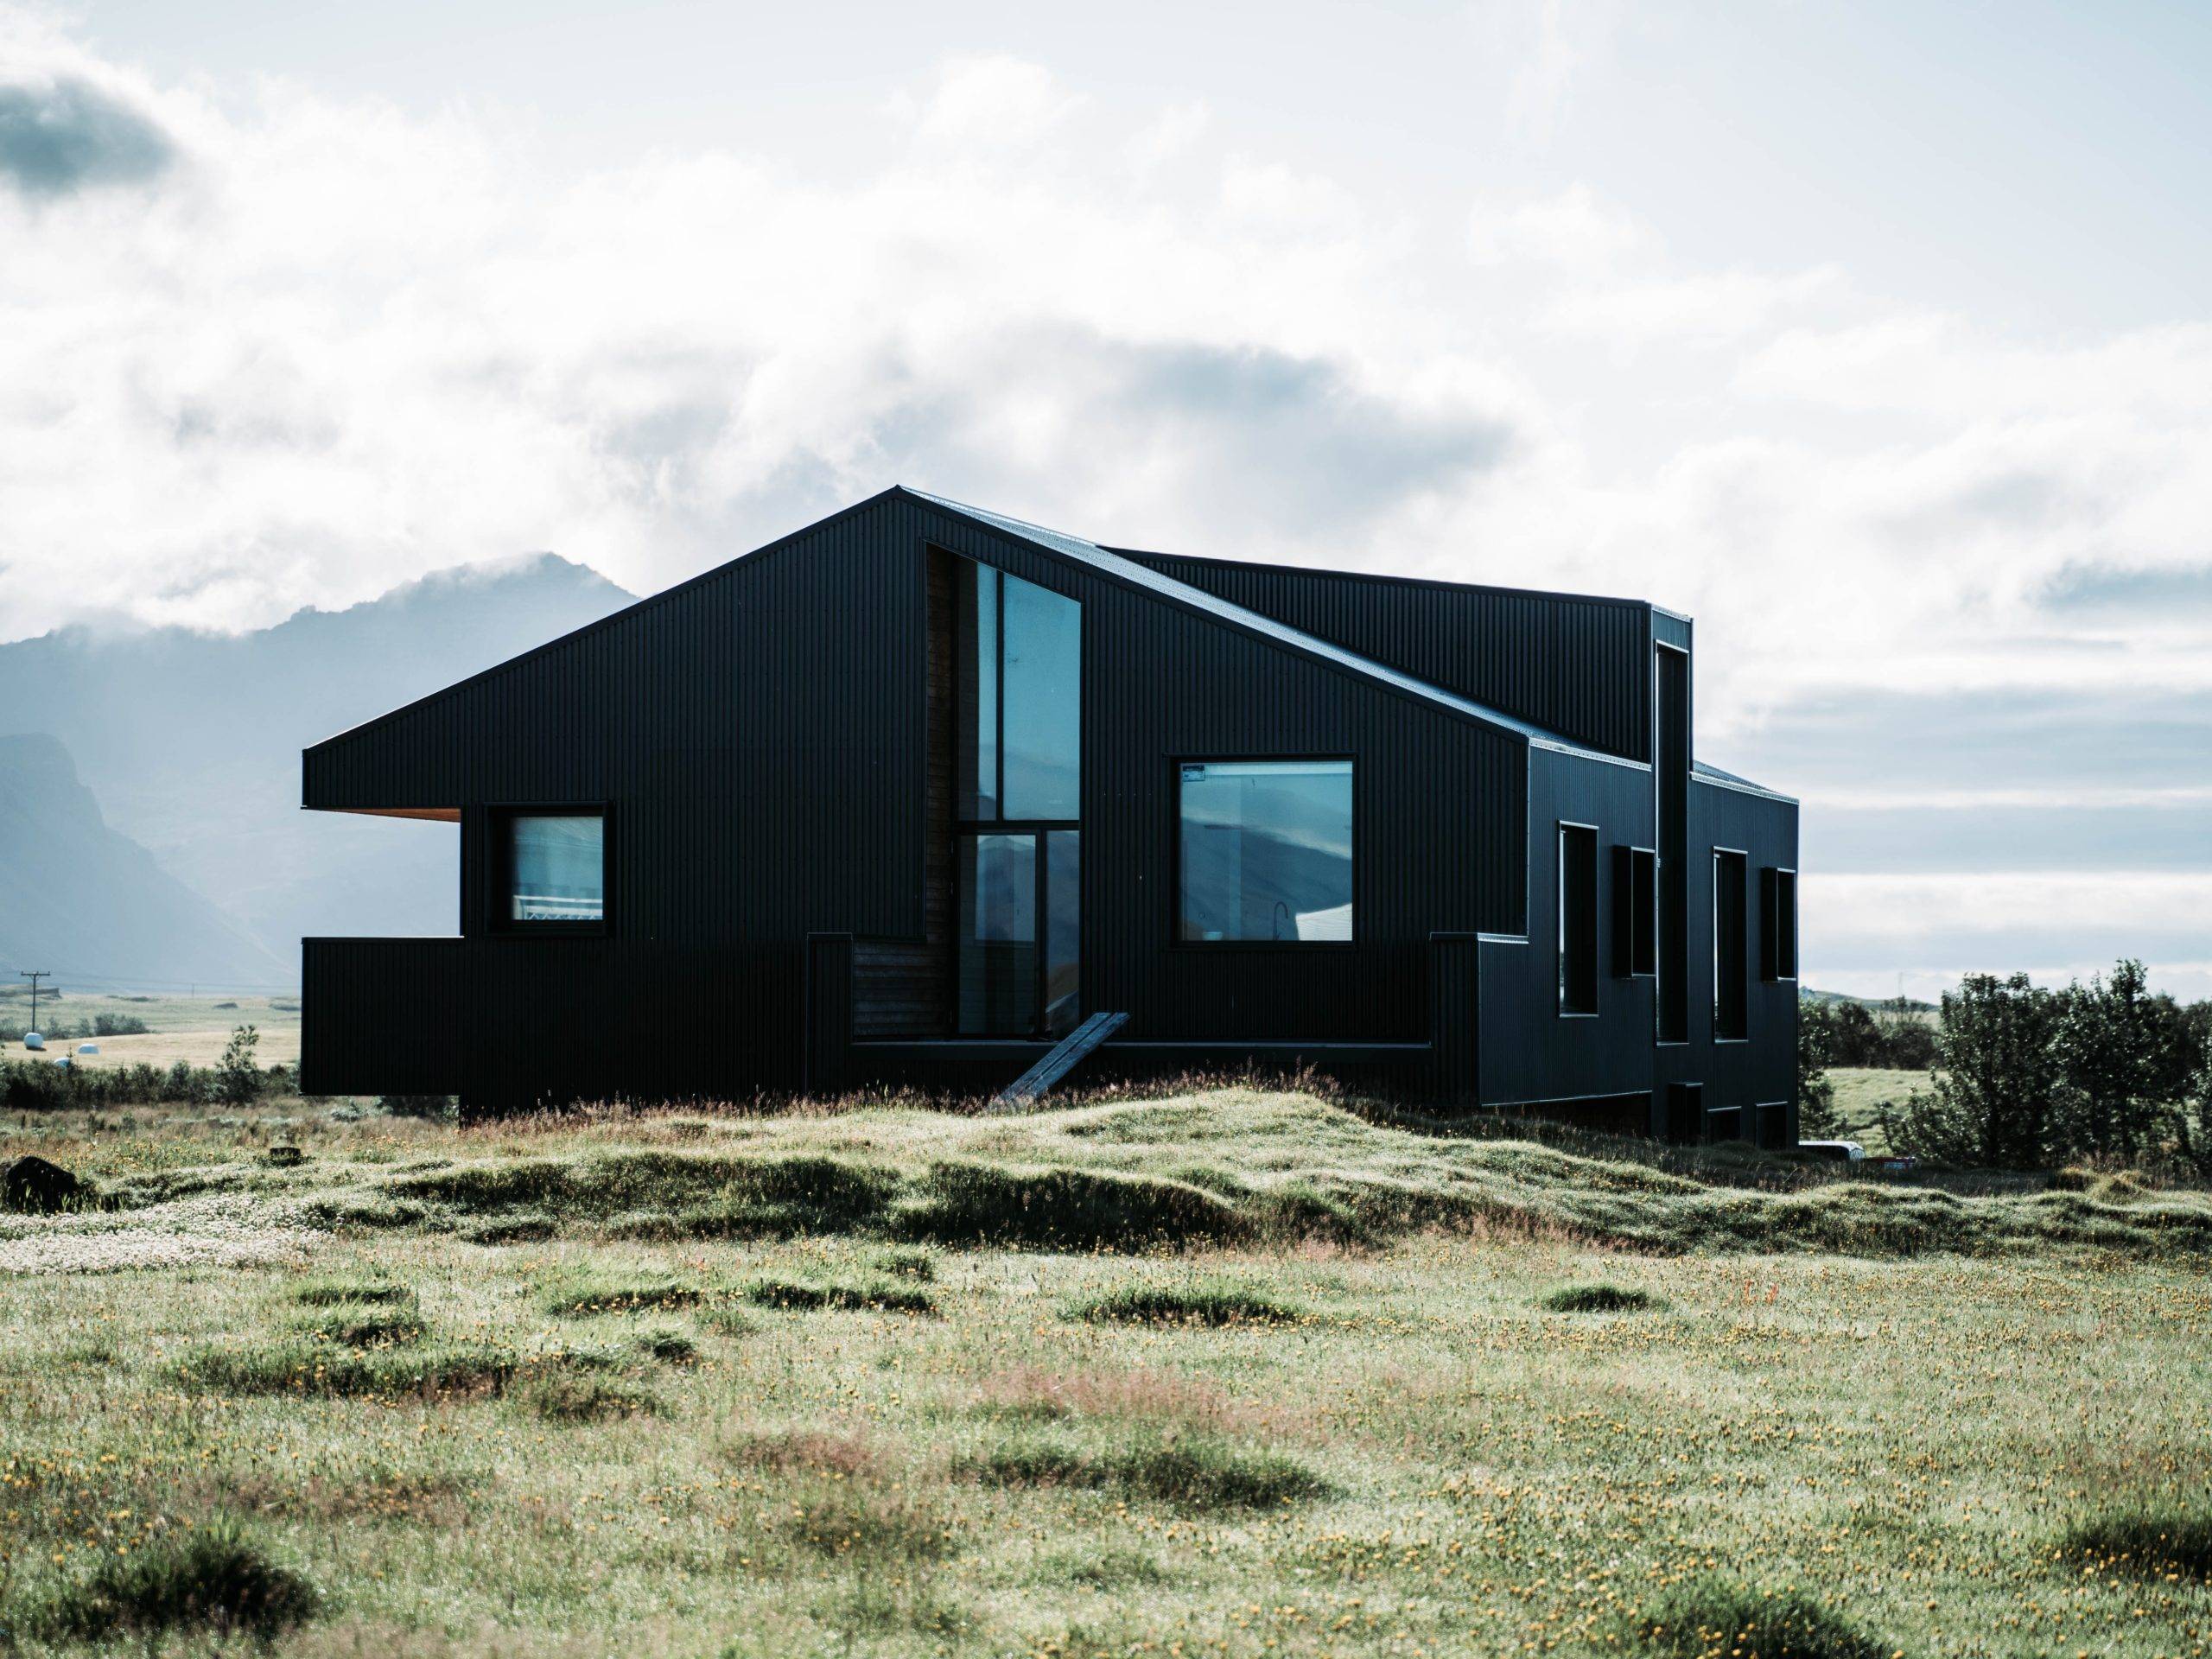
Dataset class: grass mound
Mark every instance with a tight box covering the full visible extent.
[542,1274,702,1316]
[299,1308,427,1347]
[1618,1580,1890,1659]
[898,1162,1248,1250]
[960,1432,1327,1511]
[2057,1505,2212,1580]
[629,1325,698,1364]
[392,1150,899,1237]
[1070,1281,1302,1327]
[467,1213,556,1245]
[517,1370,661,1423]
[872,1245,938,1280]
[1541,1282,1660,1313]
[745,1277,936,1316]
[785,1488,950,1560]
[10,1519,319,1644]
[169,1340,614,1402]
[293,1278,413,1306]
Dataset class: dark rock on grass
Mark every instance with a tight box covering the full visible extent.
[13,1518,319,1644]
[1541,1282,1662,1314]
[2058,1505,2212,1580]
[3,1154,86,1213]
[1617,1580,1889,1659]
[1069,1282,1302,1327]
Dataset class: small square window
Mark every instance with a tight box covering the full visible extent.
[502,812,605,926]
[1178,760,1352,943]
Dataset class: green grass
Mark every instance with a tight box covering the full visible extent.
[3,1084,2210,1656]
[1540,1281,1661,1313]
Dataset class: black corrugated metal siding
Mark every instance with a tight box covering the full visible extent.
[1121,551,1652,761]
[302,491,1527,1098]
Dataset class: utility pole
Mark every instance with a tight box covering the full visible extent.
[18,970,52,1037]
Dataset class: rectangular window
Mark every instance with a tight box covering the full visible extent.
[1558,823,1599,1014]
[1713,849,1748,1040]
[1706,1103,1745,1143]
[1614,845,1656,977]
[505,813,604,925]
[1762,867,1798,982]
[956,560,1080,822]
[1178,760,1351,943]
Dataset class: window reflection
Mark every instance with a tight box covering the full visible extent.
[509,814,604,924]
[1178,761,1351,942]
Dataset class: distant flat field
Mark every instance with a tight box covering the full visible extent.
[4,993,302,1070]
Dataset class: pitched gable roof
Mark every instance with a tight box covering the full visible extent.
[906,489,1633,766]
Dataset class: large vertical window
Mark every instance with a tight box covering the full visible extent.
[1178,760,1352,942]
[1713,849,1748,1040]
[1762,867,1798,982]
[957,561,1080,822]
[502,812,605,925]
[1614,845,1656,978]
[952,556,1081,1036]
[1558,823,1599,1014]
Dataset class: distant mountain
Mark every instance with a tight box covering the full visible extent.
[0,556,636,984]
[0,733,286,990]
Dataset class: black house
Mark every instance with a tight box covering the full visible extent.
[302,487,1800,1141]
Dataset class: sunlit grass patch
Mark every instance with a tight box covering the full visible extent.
[958,1431,1328,1511]
[1055,1545,1168,1588]
[7,1518,320,1645]
[1540,1281,1662,1313]
[1617,1580,1890,1659]
[745,1276,936,1316]
[2057,1504,2212,1580]
[1067,1281,1302,1327]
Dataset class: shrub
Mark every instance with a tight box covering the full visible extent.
[1541,1283,1660,1313]
[1882,974,2063,1169]
[1068,1282,1302,1327]
[215,1025,263,1107]
[11,1519,320,1643]
[92,1013,150,1037]
[1617,1580,1889,1659]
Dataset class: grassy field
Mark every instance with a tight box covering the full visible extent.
[1825,1069,1933,1157]
[3,1086,2209,1656]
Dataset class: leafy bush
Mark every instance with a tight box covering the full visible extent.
[215,1025,263,1107]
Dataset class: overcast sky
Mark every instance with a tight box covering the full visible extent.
[3,0,2208,999]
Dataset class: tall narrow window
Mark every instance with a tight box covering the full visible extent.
[1614,846,1656,978]
[1558,823,1599,1014]
[1656,645,1689,1042]
[1762,867,1798,982]
[1713,849,1748,1040]
[503,812,604,925]
[1179,760,1352,942]
[951,555,1081,1036]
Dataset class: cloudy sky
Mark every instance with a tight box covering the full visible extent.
[3,0,2208,999]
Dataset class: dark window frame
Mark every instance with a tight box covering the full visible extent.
[1557,820,1599,1017]
[1170,754,1357,950]
[1613,844,1657,978]
[1761,866,1799,982]
[1712,845,1749,1042]
[486,803,611,938]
